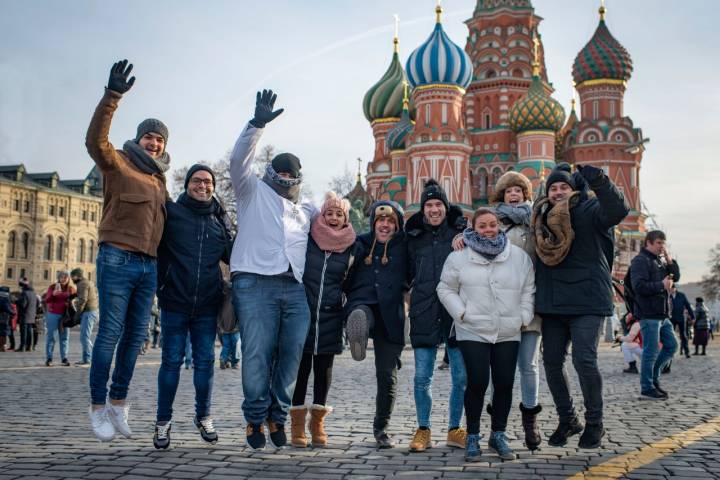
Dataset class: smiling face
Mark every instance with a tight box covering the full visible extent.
[423,199,447,227]
[323,206,346,231]
[138,132,165,159]
[374,216,397,243]
[503,185,525,205]
[474,213,500,239]
[187,170,214,202]
[548,182,573,205]
[57,273,70,286]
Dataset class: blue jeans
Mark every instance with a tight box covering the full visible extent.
[89,243,157,405]
[232,273,310,425]
[639,318,678,392]
[156,310,217,422]
[80,310,99,363]
[517,331,541,408]
[184,333,193,369]
[220,332,240,366]
[45,312,69,361]
[413,345,466,430]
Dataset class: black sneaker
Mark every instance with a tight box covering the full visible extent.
[153,421,172,450]
[346,308,370,361]
[61,358,70,367]
[623,364,639,374]
[266,420,287,448]
[74,360,90,366]
[548,417,584,447]
[578,423,605,449]
[194,416,218,444]
[219,361,227,370]
[653,383,668,398]
[45,359,53,367]
[640,389,667,401]
[374,430,396,449]
[245,423,266,450]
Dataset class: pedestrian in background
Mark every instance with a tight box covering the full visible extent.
[670,286,694,358]
[693,298,710,356]
[0,286,14,351]
[71,268,99,365]
[15,278,37,353]
[44,271,75,367]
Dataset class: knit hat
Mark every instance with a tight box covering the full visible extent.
[373,204,399,229]
[56,270,70,280]
[271,153,302,178]
[70,268,84,278]
[546,163,576,191]
[184,164,216,190]
[320,191,351,222]
[492,171,533,203]
[420,179,449,211]
[135,118,169,144]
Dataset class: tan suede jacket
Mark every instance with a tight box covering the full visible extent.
[85,89,167,257]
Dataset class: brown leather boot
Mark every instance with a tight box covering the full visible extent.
[520,403,543,451]
[289,406,308,448]
[309,404,332,447]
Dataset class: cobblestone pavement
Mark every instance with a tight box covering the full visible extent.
[1,334,719,479]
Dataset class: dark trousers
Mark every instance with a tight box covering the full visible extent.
[458,340,518,434]
[368,305,403,434]
[292,352,335,406]
[542,314,604,425]
[18,324,33,351]
[673,319,689,356]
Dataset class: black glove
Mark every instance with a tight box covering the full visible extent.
[577,164,606,188]
[249,89,284,128]
[107,59,135,94]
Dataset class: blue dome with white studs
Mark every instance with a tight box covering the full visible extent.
[406,10,473,89]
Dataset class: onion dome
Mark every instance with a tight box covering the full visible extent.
[386,86,414,151]
[406,5,473,89]
[572,5,633,85]
[508,72,565,133]
[474,0,532,14]
[363,38,408,122]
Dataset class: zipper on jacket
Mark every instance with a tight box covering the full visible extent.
[314,252,331,355]
[191,216,207,317]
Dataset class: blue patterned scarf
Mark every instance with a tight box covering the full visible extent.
[462,228,508,260]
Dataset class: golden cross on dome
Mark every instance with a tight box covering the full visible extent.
[402,80,410,109]
[393,14,400,53]
[531,30,540,77]
[436,0,443,23]
[356,157,362,183]
[599,0,606,21]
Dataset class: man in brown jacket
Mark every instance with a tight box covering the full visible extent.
[71,268,98,366]
[85,59,169,442]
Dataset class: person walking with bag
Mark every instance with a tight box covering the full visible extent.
[44,271,76,367]
[290,192,357,448]
[437,207,535,461]
[152,164,232,449]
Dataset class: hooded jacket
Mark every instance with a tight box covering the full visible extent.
[345,201,408,345]
[406,205,466,348]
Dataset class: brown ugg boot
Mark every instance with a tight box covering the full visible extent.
[520,403,543,451]
[289,405,308,448]
[308,404,332,447]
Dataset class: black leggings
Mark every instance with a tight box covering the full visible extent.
[458,340,519,434]
[292,352,335,406]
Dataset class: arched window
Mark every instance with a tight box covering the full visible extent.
[492,167,503,186]
[44,235,53,261]
[88,240,96,263]
[485,70,497,79]
[7,232,16,259]
[56,236,65,262]
[21,232,29,259]
[77,239,85,263]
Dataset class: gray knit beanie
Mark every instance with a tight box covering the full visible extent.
[135,118,169,143]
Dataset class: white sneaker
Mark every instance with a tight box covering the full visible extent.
[106,403,132,438]
[88,406,115,442]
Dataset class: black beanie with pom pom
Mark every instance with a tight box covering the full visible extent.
[420,178,449,211]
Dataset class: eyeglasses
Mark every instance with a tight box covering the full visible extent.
[190,178,213,186]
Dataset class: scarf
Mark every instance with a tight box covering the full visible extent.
[177,192,218,216]
[532,191,581,266]
[310,215,356,253]
[495,201,532,227]
[122,140,171,175]
[462,228,507,260]
[262,164,302,203]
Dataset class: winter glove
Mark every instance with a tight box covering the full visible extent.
[249,89,284,128]
[577,164,607,189]
[107,59,135,94]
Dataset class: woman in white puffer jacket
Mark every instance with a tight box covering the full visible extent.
[437,207,534,462]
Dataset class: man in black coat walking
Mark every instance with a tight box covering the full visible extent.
[405,180,468,452]
[670,286,694,358]
[533,163,629,449]
[629,230,679,400]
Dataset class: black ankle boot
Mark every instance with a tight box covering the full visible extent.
[548,417,584,447]
[578,423,605,449]
[519,403,542,451]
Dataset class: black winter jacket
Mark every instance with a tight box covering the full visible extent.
[630,248,680,320]
[157,194,232,316]
[670,291,694,323]
[535,174,629,317]
[346,201,408,345]
[302,236,358,355]
[16,286,38,325]
[406,205,466,348]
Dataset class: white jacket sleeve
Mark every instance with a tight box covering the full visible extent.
[519,253,536,327]
[229,123,263,201]
[436,252,466,323]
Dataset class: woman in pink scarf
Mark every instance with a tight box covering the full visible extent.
[289,191,358,448]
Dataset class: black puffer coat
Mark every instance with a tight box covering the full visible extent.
[345,201,408,345]
[630,248,681,320]
[302,236,358,355]
[535,173,629,317]
[406,205,467,348]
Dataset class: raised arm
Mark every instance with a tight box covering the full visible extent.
[577,165,630,230]
[85,60,136,173]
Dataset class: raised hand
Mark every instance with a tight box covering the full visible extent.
[107,59,136,94]
[250,89,284,128]
[577,164,606,188]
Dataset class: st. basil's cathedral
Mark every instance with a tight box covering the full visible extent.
[355,0,647,277]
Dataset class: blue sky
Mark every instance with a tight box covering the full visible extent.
[1,0,718,282]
